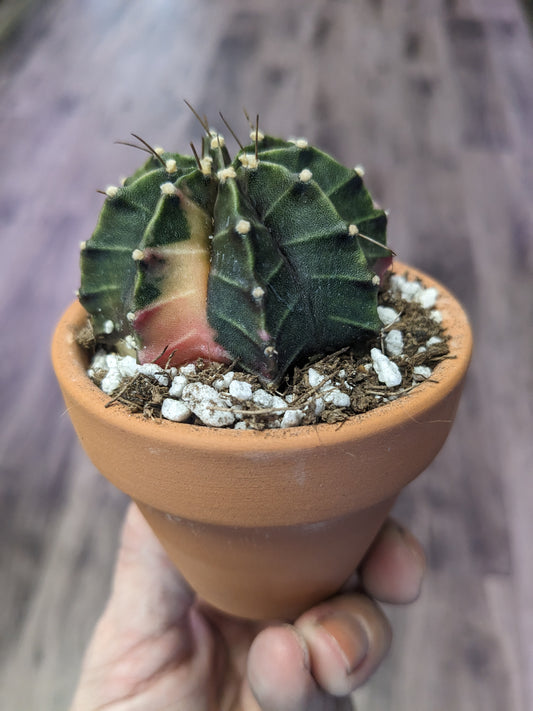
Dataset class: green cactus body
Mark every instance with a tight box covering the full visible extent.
[79,128,391,385]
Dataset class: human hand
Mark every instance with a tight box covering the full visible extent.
[70,503,425,711]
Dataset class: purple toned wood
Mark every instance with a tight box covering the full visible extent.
[0,1,531,708]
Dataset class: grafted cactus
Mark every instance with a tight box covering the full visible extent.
[79,121,392,384]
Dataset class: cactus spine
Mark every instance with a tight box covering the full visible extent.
[79,121,392,385]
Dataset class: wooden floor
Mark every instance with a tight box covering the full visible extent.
[1,1,532,709]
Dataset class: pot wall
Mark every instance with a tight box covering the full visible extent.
[137,496,397,620]
[52,263,473,619]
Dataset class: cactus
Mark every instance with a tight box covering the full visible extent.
[79,120,392,385]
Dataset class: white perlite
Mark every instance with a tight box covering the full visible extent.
[322,388,351,408]
[308,367,326,388]
[117,355,139,377]
[229,380,253,401]
[390,274,439,309]
[98,353,139,393]
[168,374,187,398]
[413,365,432,380]
[271,395,288,412]
[370,348,402,387]
[87,272,445,428]
[418,287,438,309]
[377,306,399,327]
[161,398,191,422]
[100,367,122,395]
[179,363,196,377]
[384,329,404,357]
[390,274,423,302]
[314,397,325,416]
[252,389,273,408]
[214,370,235,391]
[281,409,305,428]
[181,383,235,427]
[139,363,169,385]
[90,349,108,371]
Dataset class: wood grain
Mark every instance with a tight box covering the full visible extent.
[1,1,531,709]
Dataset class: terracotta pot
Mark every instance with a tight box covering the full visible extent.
[51,262,472,620]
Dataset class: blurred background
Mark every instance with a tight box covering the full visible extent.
[1,1,532,709]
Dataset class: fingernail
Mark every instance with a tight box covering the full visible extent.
[284,624,311,671]
[315,612,369,675]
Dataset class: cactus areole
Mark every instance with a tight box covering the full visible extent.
[79,125,393,385]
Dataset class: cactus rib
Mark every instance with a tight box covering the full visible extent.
[79,121,392,385]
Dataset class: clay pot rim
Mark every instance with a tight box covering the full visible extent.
[52,261,473,453]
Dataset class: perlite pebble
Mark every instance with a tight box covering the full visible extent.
[223,371,235,386]
[390,274,423,302]
[308,367,326,388]
[252,389,274,408]
[193,400,235,428]
[101,367,122,395]
[322,388,351,408]
[181,383,235,427]
[117,355,138,378]
[384,329,404,357]
[91,349,108,371]
[401,280,423,302]
[214,371,235,391]
[105,353,119,369]
[168,374,188,398]
[87,270,443,428]
[271,395,288,411]
[319,381,333,394]
[229,380,253,401]
[377,306,399,327]
[181,382,217,404]
[417,287,438,309]
[280,409,305,428]
[161,398,191,422]
[138,363,169,385]
[314,397,325,416]
[370,348,402,387]
[413,365,432,379]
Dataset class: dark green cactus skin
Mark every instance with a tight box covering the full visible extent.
[79,151,199,344]
[79,129,391,384]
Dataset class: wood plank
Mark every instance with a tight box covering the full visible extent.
[1,0,531,709]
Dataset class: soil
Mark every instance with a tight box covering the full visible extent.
[80,271,451,429]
